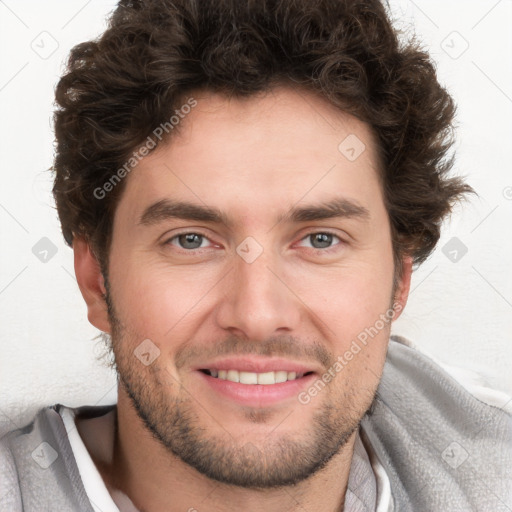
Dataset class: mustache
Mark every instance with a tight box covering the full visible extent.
[174,334,333,371]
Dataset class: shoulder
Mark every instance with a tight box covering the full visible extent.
[0,406,55,511]
[0,427,23,511]
[0,404,96,512]
[383,335,511,420]
[361,335,512,510]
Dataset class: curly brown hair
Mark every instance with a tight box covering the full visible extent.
[52,0,474,279]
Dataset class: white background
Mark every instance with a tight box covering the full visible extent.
[0,0,511,433]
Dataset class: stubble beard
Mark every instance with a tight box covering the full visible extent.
[104,287,379,489]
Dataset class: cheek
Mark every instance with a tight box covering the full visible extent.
[299,258,393,328]
[294,254,394,379]
[108,252,219,341]
[315,277,392,401]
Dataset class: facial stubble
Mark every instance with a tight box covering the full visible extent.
[103,279,385,489]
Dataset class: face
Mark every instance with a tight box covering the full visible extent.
[90,86,410,488]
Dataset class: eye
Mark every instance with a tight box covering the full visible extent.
[163,230,344,253]
[296,231,343,251]
[165,232,213,250]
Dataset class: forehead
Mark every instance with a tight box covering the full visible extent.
[115,86,384,228]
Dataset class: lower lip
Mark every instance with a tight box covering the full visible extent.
[196,371,317,407]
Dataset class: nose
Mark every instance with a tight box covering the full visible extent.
[215,243,301,342]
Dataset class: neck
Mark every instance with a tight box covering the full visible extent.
[100,389,357,512]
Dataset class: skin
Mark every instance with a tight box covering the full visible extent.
[74,85,412,512]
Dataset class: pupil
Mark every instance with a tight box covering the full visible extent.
[180,233,202,249]
[311,233,332,249]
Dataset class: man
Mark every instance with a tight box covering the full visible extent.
[1,0,510,510]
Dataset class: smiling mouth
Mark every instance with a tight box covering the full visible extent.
[199,369,315,385]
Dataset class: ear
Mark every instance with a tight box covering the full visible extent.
[73,238,111,333]
[391,255,413,321]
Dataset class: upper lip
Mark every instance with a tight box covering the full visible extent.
[194,356,320,375]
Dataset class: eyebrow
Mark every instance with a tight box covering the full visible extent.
[138,197,370,228]
[277,198,369,224]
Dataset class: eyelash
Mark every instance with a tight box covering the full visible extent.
[163,230,344,254]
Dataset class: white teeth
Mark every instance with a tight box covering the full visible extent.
[239,371,258,384]
[275,371,288,383]
[209,369,304,384]
[227,370,239,383]
[257,372,275,385]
